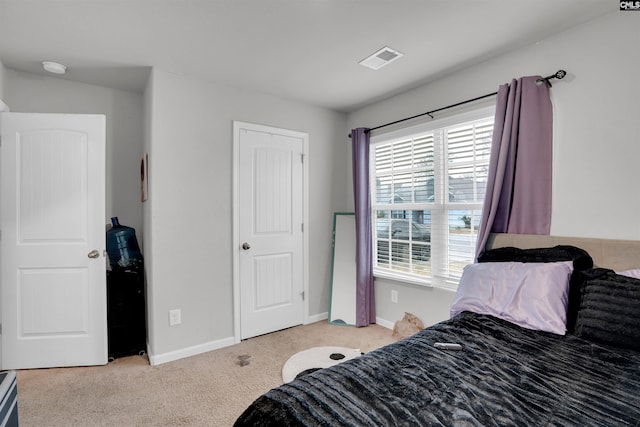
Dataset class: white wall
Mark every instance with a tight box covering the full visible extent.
[347,11,640,327]
[3,69,145,234]
[145,69,348,361]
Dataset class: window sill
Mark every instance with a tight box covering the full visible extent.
[373,269,460,292]
[373,269,433,288]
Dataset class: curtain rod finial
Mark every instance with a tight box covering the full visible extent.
[537,69,568,87]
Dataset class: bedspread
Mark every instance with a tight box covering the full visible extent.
[234,312,640,426]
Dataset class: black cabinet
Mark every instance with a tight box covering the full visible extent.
[107,266,147,360]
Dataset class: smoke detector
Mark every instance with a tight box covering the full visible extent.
[358,46,404,70]
[42,61,67,75]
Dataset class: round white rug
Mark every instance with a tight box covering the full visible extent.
[282,346,361,383]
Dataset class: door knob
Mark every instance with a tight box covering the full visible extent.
[242,242,251,250]
[88,250,100,259]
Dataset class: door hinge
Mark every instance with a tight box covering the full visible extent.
[300,153,304,163]
[301,223,304,232]
[0,323,3,334]
[301,291,305,301]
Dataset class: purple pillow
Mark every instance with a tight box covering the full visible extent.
[450,261,573,335]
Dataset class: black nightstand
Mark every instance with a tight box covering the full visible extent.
[107,266,147,360]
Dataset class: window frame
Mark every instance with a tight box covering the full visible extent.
[369,106,495,290]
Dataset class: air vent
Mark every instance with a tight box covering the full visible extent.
[359,46,404,70]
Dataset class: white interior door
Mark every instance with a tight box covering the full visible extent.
[234,122,307,340]
[0,112,107,369]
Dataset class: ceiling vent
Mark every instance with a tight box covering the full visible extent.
[359,46,404,70]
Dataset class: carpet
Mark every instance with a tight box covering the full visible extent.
[281,346,361,382]
[17,322,398,426]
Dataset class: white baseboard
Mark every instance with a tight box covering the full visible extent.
[148,313,385,365]
[307,313,394,329]
[376,317,394,330]
[148,336,235,366]
[306,312,328,324]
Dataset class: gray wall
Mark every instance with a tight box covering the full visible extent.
[3,10,636,363]
[3,69,145,235]
[0,60,5,101]
[0,68,145,368]
[144,69,348,360]
[347,11,640,328]
[1,65,348,365]
[0,60,4,361]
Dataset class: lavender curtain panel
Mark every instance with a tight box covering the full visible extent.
[351,128,376,327]
[476,76,553,258]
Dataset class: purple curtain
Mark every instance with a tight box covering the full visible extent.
[351,128,376,327]
[476,76,553,258]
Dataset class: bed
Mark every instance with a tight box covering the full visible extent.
[234,234,640,426]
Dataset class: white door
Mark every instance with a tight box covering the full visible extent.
[0,112,107,369]
[234,122,307,340]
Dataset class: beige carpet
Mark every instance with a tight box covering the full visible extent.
[16,321,398,426]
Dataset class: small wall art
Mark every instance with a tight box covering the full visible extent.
[141,153,148,202]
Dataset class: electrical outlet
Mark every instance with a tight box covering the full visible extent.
[391,290,398,304]
[169,309,181,326]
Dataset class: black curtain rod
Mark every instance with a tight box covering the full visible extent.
[349,70,566,138]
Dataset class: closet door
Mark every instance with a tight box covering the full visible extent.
[234,121,308,340]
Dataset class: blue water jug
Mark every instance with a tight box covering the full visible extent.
[106,217,143,269]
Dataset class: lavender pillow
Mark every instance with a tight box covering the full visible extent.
[617,268,640,279]
[450,261,573,335]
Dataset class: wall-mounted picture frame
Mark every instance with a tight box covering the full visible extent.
[141,153,148,202]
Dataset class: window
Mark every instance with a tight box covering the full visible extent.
[371,108,493,289]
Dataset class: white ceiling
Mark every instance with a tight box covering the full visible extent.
[0,1,614,112]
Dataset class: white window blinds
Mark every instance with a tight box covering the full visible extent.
[371,109,493,289]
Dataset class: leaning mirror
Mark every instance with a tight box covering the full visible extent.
[328,212,356,326]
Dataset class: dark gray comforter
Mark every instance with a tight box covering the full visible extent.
[234,312,640,426]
